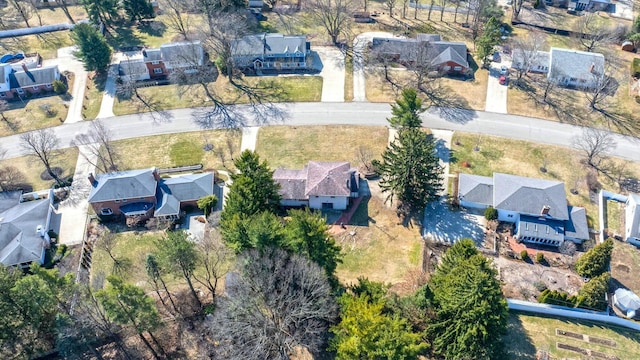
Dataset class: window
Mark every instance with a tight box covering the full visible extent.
[16,88,24,94]
[45,83,52,88]
[152,61,160,65]
[153,68,163,74]
[121,199,128,203]
[32,86,39,91]
[101,208,113,216]
[115,199,120,203]
[508,214,513,218]
[443,66,451,71]
[0,92,5,98]
[453,66,462,71]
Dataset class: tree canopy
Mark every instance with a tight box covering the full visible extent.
[123,0,155,21]
[197,194,218,217]
[574,238,613,279]
[71,23,112,72]
[388,88,426,129]
[155,230,201,307]
[376,128,443,213]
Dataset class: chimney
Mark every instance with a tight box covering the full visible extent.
[88,173,97,186]
[589,62,595,73]
[541,205,551,216]
[153,168,161,181]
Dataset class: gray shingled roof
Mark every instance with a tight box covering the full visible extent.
[160,41,204,69]
[371,35,468,68]
[0,192,51,267]
[564,206,589,241]
[119,58,148,77]
[231,34,307,57]
[549,48,604,82]
[273,168,306,200]
[493,173,569,220]
[305,161,352,197]
[518,215,565,243]
[88,168,157,203]
[143,48,162,62]
[430,43,469,68]
[458,174,493,206]
[511,49,550,71]
[9,65,59,88]
[155,173,214,216]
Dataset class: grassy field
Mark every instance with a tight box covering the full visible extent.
[255,125,389,169]
[1,32,74,60]
[611,240,640,298]
[450,132,640,228]
[0,148,78,191]
[112,76,322,116]
[345,56,354,102]
[112,130,242,172]
[0,96,69,137]
[81,73,106,120]
[5,5,88,28]
[504,311,640,360]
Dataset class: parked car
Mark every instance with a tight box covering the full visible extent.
[499,75,507,85]
[500,65,508,75]
[492,51,501,62]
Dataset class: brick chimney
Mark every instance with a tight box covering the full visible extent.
[21,63,28,72]
[589,62,595,74]
[88,173,97,186]
[152,168,161,181]
[541,205,551,216]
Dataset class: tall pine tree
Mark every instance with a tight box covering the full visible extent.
[71,23,112,73]
[387,88,426,129]
[123,0,155,22]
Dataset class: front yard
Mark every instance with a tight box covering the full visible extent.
[0,95,70,137]
[0,148,78,192]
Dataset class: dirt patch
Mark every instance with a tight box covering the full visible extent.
[557,342,619,360]
[611,240,640,295]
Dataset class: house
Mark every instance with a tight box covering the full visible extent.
[624,193,640,246]
[0,189,55,268]
[613,288,640,318]
[87,168,214,221]
[0,52,60,99]
[458,173,589,247]
[230,33,311,72]
[118,41,205,81]
[273,161,359,210]
[510,47,605,90]
[370,34,470,75]
[569,0,610,11]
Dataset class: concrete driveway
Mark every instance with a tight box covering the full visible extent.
[313,46,345,102]
[42,46,88,124]
[484,59,511,114]
[353,32,404,102]
[423,200,486,244]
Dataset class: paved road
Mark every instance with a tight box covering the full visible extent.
[3,102,639,162]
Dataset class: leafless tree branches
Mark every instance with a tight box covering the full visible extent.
[71,119,120,174]
[305,0,354,44]
[572,13,618,53]
[192,231,233,303]
[572,127,616,176]
[20,129,64,186]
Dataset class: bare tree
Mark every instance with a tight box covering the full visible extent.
[71,119,120,173]
[192,231,233,303]
[306,0,354,44]
[159,0,193,40]
[26,0,43,26]
[8,0,34,27]
[511,31,547,82]
[0,99,17,132]
[95,228,132,276]
[572,127,616,173]
[385,0,398,17]
[116,62,166,118]
[585,66,614,112]
[20,129,64,186]
[511,0,524,20]
[572,13,617,53]
[0,166,28,192]
[209,247,338,359]
[355,146,376,173]
[58,0,76,24]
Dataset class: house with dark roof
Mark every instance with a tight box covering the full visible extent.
[458,173,589,247]
[230,33,311,72]
[370,34,470,76]
[0,57,60,99]
[273,161,359,210]
[0,189,55,268]
[118,41,205,81]
[87,168,214,221]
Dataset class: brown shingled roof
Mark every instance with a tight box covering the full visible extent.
[305,161,352,197]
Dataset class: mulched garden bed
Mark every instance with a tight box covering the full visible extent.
[556,329,617,348]
[557,343,619,360]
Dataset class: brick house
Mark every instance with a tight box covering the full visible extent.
[273,161,359,210]
[87,168,214,221]
[0,52,60,99]
[118,41,205,81]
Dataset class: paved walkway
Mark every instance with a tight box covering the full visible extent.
[96,65,117,119]
[315,46,345,102]
[240,126,260,152]
[353,32,402,102]
[42,46,88,124]
[57,145,97,246]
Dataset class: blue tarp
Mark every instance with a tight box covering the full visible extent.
[0,53,24,63]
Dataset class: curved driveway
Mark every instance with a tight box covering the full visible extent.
[2,102,639,163]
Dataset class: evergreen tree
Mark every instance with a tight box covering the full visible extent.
[387,88,426,129]
[123,0,155,21]
[197,194,218,217]
[429,249,508,360]
[156,230,202,308]
[476,16,502,67]
[81,0,120,27]
[574,239,614,278]
[376,128,443,213]
[71,23,112,72]
[576,272,610,311]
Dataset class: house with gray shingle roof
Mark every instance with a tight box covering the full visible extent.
[230,33,310,72]
[273,161,359,210]
[458,173,589,247]
[0,189,54,268]
[87,168,214,221]
[371,34,470,76]
[0,62,60,99]
[118,41,205,82]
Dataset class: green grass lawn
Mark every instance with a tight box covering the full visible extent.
[1,32,74,60]
[112,76,322,116]
[112,130,241,172]
[504,312,640,360]
[0,148,78,191]
[81,73,106,120]
[344,56,354,102]
[0,96,70,137]
[255,125,389,169]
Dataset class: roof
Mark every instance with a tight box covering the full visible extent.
[614,288,640,311]
[231,33,308,57]
[627,193,640,239]
[0,191,52,267]
[518,215,565,243]
[88,168,157,203]
[143,48,162,62]
[119,58,148,77]
[159,41,204,69]
[305,161,353,197]
[511,49,550,70]
[8,65,59,88]
[493,173,569,220]
[371,35,468,68]
[564,206,589,240]
[155,173,214,216]
[458,174,493,205]
[273,168,307,200]
[431,41,469,68]
[549,47,605,81]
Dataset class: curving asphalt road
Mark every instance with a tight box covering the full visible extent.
[2,102,639,163]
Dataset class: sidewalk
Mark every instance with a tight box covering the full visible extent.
[240,126,260,152]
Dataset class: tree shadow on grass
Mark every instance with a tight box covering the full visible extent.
[137,20,167,37]
[107,26,144,51]
[501,312,538,360]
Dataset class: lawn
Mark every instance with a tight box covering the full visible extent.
[112,130,242,172]
[336,195,423,287]
[112,76,323,116]
[0,148,78,192]
[81,73,106,120]
[0,96,69,137]
[450,132,640,228]
[344,55,354,102]
[1,32,74,60]
[504,311,640,360]
[255,125,390,169]
[7,5,88,28]
[611,240,640,297]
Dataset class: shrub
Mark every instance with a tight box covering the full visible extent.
[52,80,67,94]
[533,281,547,292]
[574,239,614,278]
[56,244,67,256]
[214,56,228,76]
[47,230,59,240]
[520,250,529,261]
[538,289,577,307]
[484,206,498,221]
[536,253,545,263]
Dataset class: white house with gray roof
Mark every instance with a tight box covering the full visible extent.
[0,189,54,268]
[458,173,589,247]
[230,33,310,72]
[625,193,640,246]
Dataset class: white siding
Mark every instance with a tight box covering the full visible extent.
[625,197,640,241]
[280,199,308,207]
[498,209,519,223]
[459,200,489,210]
[309,196,349,210]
